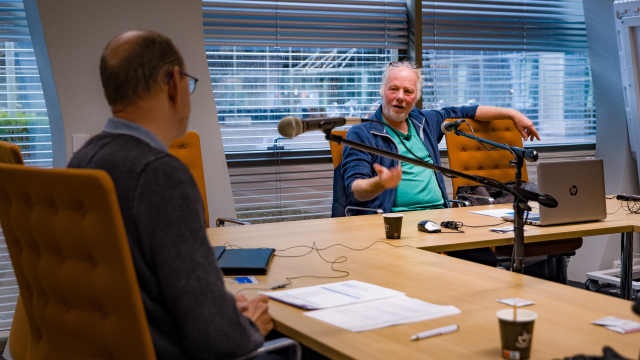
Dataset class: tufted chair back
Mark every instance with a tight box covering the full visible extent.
[0,140,28,360]
[0,140,24,166]
[444,119,528,193]
[169,131,209,227]
[0,164,156,360]
[329,130,348,168]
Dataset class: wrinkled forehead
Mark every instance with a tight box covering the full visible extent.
[386,66,418,87]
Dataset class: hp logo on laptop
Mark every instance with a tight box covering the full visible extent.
[569,185,578,196]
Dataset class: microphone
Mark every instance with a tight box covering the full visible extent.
[510,185,558,208]
[278,116,363,139]
[441,119,465,134]
[523,149,538,162]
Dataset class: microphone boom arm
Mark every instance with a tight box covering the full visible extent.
[453,128,537,183]
[325,131,556,273]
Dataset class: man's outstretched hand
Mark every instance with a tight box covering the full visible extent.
[373,163,402,190]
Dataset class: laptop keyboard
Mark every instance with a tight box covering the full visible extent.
[525,213,540,222]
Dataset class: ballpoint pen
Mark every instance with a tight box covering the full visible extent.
[410,325,459,341]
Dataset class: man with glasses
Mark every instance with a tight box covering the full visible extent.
[68,30,272,359]
[335,61,540,265]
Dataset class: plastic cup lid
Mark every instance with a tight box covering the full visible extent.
[496,309,538,323]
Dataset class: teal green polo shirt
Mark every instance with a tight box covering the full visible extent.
[384,117,444,212]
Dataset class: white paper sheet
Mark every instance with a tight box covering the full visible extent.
[262,280,405,310]
[304,296,461,332]
[489,226,528,233]
[468,209,516,218]
[592,316,640,334]
[497,297,535,307]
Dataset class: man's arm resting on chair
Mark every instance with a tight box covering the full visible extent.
[351,163,402,201]
[473,105,540,141]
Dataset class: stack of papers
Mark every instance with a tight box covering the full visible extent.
[264,280,460,332]
[304,295,461,332]
[262,280,404,310]
[469,209,515,218]
[592,316,640,334]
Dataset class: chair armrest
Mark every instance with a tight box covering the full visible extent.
[449,199,471,207]
[234,338,302,360]
[215,218,251,227]
[345,206,384,217]
[456,194,496,205]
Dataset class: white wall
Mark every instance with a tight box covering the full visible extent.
[24,0,237,222]
[568,0,640,282]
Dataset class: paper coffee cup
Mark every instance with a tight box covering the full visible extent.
[383,213,403,239]
[496,309,537,360]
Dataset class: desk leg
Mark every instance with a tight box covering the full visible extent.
[620,232,634,300]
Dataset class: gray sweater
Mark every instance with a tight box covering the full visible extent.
[68,132,264,360]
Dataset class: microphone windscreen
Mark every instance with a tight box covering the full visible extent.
[525,149,538,162]
[441,121,453,135]
[538,194,558,208]
[278,116,303,139]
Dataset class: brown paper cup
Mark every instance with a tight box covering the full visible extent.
[496,309,537,360]
[383,213,403,239]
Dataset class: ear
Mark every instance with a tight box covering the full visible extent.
[167,65,181,106]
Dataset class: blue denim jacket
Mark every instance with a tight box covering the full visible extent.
[332,104,479,217]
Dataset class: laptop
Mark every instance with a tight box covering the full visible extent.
[502,159,607,226]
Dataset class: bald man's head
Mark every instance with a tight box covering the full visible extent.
[100,30,185,108]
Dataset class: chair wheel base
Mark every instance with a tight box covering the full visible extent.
[585,278,600,292]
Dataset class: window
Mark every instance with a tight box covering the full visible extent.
[203,0,408,222]
[202,0,595,223]
[0,1,52,332]
[422,1,595,146]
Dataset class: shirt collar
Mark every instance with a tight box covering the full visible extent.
[102,117,169,153]
[382,116,412,141]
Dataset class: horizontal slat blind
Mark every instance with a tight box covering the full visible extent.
[209,46,399,152]
[229,163,334,223]
[424,51,595,145]
[203,0,408,49]
[422,0,588,52]
[0,1,51,167]
[423,0,595,146]
[203,1,407,222]
[0,0,52,332]
[0,229,17,331]
[208,46,400,223]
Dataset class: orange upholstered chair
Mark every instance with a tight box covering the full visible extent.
[445,119,529,193]
[0,141,27,360]
[169,131,210,228]
[444,119,582,282]
[0,164,156,359]
[0,141,24,166]
[329,130,348,169]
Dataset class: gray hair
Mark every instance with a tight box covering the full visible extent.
[379,61,423,99]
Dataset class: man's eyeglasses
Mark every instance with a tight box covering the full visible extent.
[389,61,420,69]
[167,71,199,94]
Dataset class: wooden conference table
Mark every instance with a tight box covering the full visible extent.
[207,198,640,359]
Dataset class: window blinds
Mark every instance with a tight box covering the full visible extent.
[203,1,409,222]
[0,1,52,167]
[203,0,409,49]
[422,0,588,52]
[0,0,52,332]
[422,0,595,145]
